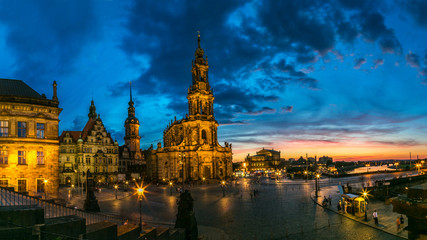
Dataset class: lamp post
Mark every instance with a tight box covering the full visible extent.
[169,181,173,196]
[43,179,48,199]
[137,187,144,232]
[243,162,247,176]
[315,174,320,198]
[394,162,399,171]
[363,191,368,221]
[304,171,308,182]
[179,153,186,189]
[221,180,226,197]
[114,184,118,199]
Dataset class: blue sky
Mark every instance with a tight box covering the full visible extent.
[0,0,426,161]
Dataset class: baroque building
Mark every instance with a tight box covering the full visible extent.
[245,148,281,172]
[0,79,61,199]
[118,83,145,178]
[148,34,233,181]
[58,100,119,186]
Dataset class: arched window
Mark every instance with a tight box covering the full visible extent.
[202,130,207,140]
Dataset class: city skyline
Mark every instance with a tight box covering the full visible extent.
[0,1,426,162]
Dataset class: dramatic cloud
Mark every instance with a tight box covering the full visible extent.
[405,52,421,68]
[371,58,384,69]
[281,106,294,113]
[404,0,427,27]
[354,58,367,69]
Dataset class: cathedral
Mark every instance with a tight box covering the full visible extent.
[148,34,233,181]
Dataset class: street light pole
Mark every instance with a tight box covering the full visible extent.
[114,184,118,199]
[221,181,226,197]
[315,174,320,198]
[137,187,144,232]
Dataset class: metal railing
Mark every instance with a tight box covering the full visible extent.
[0,186,127,225]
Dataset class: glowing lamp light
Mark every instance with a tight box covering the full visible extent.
[44,179,48,184]
[221,181,225,185]
[71,184,75,188]
[169,181,173,186]
[202,177,206,181]
[137,188,144,196]
[316,174,320,178]
[114,185,118,190]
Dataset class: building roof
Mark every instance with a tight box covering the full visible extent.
[59,131,82,142]
[0,78,43,98]
[0,78,59,107]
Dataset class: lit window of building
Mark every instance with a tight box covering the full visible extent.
[18,151,26,165]
[36,123,45,138]
[18,122,26,137]
[0,121,8,137]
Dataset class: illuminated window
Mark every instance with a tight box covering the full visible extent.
[18,179,27,192]
[0,150,8,164]
[0,179,8,187]
[18,122,26,137]
[37,151,44,164]
[36,179,45,193]
[86,157,90,164]
[18,151,26,164]
[0,121,8,137]
[36,123,45,138]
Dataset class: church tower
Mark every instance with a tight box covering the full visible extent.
[124,82,141,153]
[187,33,214,120]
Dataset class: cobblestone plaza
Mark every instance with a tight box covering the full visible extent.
[85,172,418,240]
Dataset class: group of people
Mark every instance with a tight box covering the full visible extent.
[322,195,332,207]
[396,215,405,231]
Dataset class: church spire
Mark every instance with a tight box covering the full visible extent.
[127,81,135,118]
[88,99,97,119]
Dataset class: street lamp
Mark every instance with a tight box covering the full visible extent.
[243,162,247,176]
[394,162,399,171]
[221,180,226,197]
[114,184,118,199]
[43,179,48,199]
[137,187,144,232]
[169,181,173,196]
[361,189,370,222]
[315,174,320,198]
[304,171,308,182]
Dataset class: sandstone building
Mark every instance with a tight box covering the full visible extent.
[245,148,281,172]
[148,34,233,181]
[0,78,61,198]
[58,100,119,186]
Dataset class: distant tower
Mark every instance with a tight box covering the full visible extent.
[187,32,214,119]
[124,82,141,154]
[88,99,97,119]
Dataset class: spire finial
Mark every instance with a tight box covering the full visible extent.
[129,81,133,102]
[197,30,201,48]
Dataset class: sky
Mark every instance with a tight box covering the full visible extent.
[0,0,426,162]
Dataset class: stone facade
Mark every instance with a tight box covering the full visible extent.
[148,34,233,181]
[245,148,281,172]
[58,100,119,186]
[0,79,61,199]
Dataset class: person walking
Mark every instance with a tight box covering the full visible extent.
[373,210,379,225]
[337,200,341,211]
[328,195,332,207]
[400,215,404,229]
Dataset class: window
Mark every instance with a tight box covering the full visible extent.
[18,151,26,164]
[0,179,8,187]
[37,151,44,164]
[86,157,90,164]
[18,179,27,192]
[36,123,45,138]
[36,179,45,193]
[0,121,8,137]
[18,122,26,137]
[0,150,8,164]
[66,156,70,162]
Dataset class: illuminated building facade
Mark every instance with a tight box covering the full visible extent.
[149,34,233,181]
[245,148,281,172]
[58,100,119,185]
[0,79,61,198]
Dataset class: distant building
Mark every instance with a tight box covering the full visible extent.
[58,100,119,186]
[118,83,145,178]
[0,79,61,198]
[318,156,333,165]
[148,34,233,181]
[245,148,281,172]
